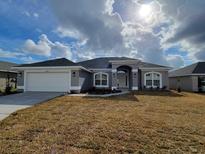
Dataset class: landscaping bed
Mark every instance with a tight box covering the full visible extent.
[88,88,122,95]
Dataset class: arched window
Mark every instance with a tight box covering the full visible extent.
[144,72,162,88]
[94,73,109,87]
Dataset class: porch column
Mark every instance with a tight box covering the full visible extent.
[132,69,138,90]
[112,69,117,90]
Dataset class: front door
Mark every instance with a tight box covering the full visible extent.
[117,72,129,88]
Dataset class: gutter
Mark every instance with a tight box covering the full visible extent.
[139,67,172,70]
[169,73,205,78]
[12,66,92,73]
[0,69,18,73]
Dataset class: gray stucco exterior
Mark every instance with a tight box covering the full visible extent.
[169,76,199,92]
[110,62,140,90]
[70,70,93,93]
[14,57,171,93]
[17,72,24,86]
[71,70,79,87]
[69,63,170,93]
[169,62,205,92]
[79,70,93,92]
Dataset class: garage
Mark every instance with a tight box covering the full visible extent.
[25,72,70,92]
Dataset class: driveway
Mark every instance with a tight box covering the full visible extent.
[0,92,64,120]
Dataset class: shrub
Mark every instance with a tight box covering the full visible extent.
[162,86,167,90]
[89,87,112,94]
[5,86,12,94]
[177,87,181,93]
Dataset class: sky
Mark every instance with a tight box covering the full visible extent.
[0,0,205,68]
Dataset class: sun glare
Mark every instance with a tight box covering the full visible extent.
[139,4,152,18]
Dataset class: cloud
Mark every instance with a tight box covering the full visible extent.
[166,54,184,68]
[194,51,205,61]
[122,24,168,65]
[33,13,39,18]
[50,0,185,67]
[23,35,51,56]
[19,56,36,63]
[23,34,72,59]
[0,48,38,63]
[0,48,24,58]
[52,41,72,59]
[55,26,87,46]
[23,11,39,18]
[3,0,205,67]
[166,15,205,44]
[23,11,30,17]
[159,0,205,62]
[50,0,126,57]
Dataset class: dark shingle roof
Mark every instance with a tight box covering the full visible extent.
[77,57,170,69]
[0,61,17,72]
[77,57,137,69]
[15,57,171,69]
[16,58,76,67]
[193,62,205,73]
[138,61,169,68]
[169,62,205,77]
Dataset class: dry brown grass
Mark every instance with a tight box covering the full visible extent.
[0,91,205,153]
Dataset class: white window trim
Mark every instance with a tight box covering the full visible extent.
[93,72,109,88]
[144,72,162,88]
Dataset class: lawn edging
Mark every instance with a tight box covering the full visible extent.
[68,91,130,97]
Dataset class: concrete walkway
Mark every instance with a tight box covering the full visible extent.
[0,92,64,120]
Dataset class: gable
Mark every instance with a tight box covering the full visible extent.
[193,62,205,74]
[16,58,76,67]
[77,57,170,69]
[169,62,205,77]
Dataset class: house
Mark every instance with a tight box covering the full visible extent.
[0,61,17,91]
[13,57,171,93]
[169,62,205,92]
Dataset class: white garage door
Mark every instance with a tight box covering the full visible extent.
[26,72,70,92]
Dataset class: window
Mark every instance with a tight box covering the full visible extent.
[144,72,161,88]
[145,73,152,87]
[94,73,108,87]
[153,73,160,87]
[95,73,101,86]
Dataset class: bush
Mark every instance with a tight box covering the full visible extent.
[5,86,12,94]
[112,89,122,93]
[177,87,181,93]
[162,86,167,90]
[88,87,112,94]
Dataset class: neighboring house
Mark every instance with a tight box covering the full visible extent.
[0,61,17,91]
[13,57,171,93]
[169,62,205,92]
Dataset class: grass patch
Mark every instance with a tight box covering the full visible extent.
[0,91,205,153]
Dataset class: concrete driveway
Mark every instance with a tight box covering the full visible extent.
[0,92,64,120]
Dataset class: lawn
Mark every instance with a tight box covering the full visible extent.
[0,91,205,153]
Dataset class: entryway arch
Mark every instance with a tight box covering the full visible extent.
[116,65,132,89]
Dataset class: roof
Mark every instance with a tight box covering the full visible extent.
[138,61,169,68]
[192,62,205,73]
[0,61,17,72]
[16,58,77,67]
[169,62,205,77]
[14,57,171,70]
[77,57,169,69]
[77,57,136,69]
